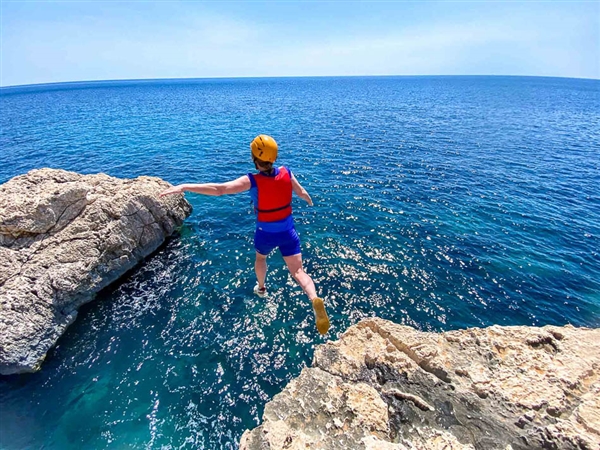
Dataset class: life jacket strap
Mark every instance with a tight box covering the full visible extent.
[255,203,292,213]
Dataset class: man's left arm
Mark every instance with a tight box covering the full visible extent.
[159,176,251,197]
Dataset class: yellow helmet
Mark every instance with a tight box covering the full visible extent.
[250,135,278,163]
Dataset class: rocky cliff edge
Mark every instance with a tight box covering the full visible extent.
[0,169,191,375]
[241,318,599,449]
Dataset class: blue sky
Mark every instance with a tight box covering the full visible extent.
[1,0,598,86]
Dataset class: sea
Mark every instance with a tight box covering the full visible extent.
[0,76,599,449]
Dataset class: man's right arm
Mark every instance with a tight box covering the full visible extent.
[291,174,313,206]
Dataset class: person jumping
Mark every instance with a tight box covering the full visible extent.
[159,134,330,335]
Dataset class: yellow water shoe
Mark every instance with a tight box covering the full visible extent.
[312,297,330,335]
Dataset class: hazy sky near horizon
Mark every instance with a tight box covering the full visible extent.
[1,1,599,87]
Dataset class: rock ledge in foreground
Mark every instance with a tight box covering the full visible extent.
[241,318,600,450]
[0,168,191,375]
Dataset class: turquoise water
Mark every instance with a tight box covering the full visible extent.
[1,76,599,449]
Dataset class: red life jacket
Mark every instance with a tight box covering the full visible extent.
[253,167,293,222]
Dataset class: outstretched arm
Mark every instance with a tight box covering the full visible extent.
[159,176,251,197]
[291,174,313,206]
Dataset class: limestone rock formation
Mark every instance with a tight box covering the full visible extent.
[0,168,191,375]
[241,318,600,449]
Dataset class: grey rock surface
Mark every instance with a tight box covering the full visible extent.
[241,318,600,450]
[0,168,191,375]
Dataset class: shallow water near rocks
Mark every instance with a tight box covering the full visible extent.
[1,76,599,449]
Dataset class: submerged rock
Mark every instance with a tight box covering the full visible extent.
[0,168,191,375]
[240,318,600,449]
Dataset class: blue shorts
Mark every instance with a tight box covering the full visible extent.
[254,227,302,257]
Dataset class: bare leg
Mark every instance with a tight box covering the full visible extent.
[283,253,317,300]
[255,252,268,289]
[283,253,330,335]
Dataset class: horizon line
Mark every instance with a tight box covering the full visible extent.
[2,73,599,90]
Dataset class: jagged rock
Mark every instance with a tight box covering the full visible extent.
[0,168,191,375]
[240,318,600,450]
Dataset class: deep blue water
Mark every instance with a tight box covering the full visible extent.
[1,76,599,449]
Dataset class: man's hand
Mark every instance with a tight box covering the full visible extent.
[159,185,184,197]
